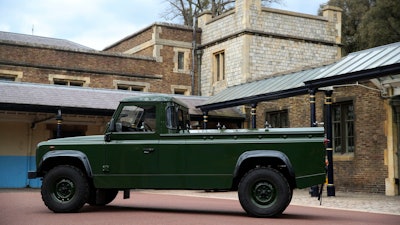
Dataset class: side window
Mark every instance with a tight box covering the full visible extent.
[166,104,190,132]
[166,105,177,130]
[116,105,156,132]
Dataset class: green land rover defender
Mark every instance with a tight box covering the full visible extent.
[29,95,326,217]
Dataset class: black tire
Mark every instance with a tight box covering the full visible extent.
[88,189,118,206]
[41,165,89,213]
[238,167,291,217]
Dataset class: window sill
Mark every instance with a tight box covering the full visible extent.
[333,153,354,161]
[173,69,190,74]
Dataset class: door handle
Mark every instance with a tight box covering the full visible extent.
[143,148,155,154]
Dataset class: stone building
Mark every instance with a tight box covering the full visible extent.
[197,0,342,96]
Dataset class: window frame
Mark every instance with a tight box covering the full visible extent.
[113,80,150,92]
[0,69,23,82]
[49,74,90,87]
[332,101,355,155]
[173,48,190,74]
[53,79,85,87]
[177,51,185,70]
[213,50,225,83]
[171,85,191,96]
[265,109,289,128]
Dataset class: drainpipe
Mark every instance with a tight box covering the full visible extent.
[324,90,335,196]
[196,49,203,96]
[191,16,197,95]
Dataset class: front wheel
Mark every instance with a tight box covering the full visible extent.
[41,165,89,213]
[238,167,291,217]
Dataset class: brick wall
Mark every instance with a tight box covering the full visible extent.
[0,22,198,95]
[332,82,387,193]
[103,23,198,94]
[256,81,387,193]
[104,26,153,53]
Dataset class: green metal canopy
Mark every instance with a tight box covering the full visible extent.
[198,42,400,111]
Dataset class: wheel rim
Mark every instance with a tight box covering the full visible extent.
[52,178,76,203]
[251,181,276,207]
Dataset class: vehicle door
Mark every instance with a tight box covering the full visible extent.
[102,103,161,188]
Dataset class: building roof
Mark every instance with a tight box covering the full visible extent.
[0,81,244,118]
[0,31,94,51]
[198,42,400,111]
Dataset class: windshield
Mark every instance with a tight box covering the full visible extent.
[116,105,156,132]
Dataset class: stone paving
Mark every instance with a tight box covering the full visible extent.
[141,189,400,215]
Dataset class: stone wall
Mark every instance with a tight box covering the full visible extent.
[199,0,342,96]
[249,37,339,81]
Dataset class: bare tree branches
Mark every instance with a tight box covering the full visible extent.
[161,0,282,26]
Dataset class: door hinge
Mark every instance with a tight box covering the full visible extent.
[102,165,110,173]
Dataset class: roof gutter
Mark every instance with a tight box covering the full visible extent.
[197,86,308,111]
[304,63,400,89]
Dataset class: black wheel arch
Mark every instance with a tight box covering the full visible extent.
[37,150,93,178]
[232,150,296,190]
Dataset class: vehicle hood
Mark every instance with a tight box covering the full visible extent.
[38,135,105,147]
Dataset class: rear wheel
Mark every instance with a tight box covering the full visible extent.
[238,167,291,217]
[41,165,89,213]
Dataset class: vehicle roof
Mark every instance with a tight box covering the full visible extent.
[120,95,188,108]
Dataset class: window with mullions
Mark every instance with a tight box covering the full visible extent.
[0,75,16,81]
[265,110,289,128]
[213,51,225,82]
[54,79,84,87]
[332,101,355,154]
[117,85,145,92]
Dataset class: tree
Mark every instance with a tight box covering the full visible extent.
[161,0,282,27]
[357,0,400,49]
[319,0,371,54]
[319,0,400,54]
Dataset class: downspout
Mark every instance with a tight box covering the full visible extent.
[196,49,203,96]
[191,16,197,95]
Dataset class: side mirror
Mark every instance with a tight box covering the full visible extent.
[116,122,122,132]
[108,118,116,132]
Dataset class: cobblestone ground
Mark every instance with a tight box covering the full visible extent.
[141,189,400,215]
